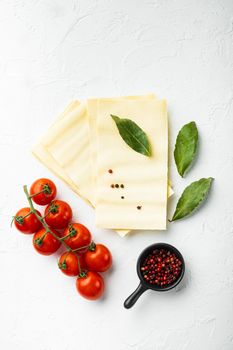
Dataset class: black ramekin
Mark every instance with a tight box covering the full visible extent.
[124,242,185,309]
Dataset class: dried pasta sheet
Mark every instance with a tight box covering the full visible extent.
[88,95,156,237]
[95,98,168,230]
[39,102,95,206]
[87,94,156,206]
[32,101,83,196]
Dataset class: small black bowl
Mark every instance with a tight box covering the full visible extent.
[124,243,185,309]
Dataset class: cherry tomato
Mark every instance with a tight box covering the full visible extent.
[83,243,112,272]
[61,223,92,251]
[44,200,72,229]
[76,271,104,300]
[30,178,57,205]
[58,252,81,276]
[14,207,42,234]
[33,228,61,255]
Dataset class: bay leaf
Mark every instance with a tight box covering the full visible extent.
[110,115,152,157]
[170,177,214,221]
[174,121,198,177]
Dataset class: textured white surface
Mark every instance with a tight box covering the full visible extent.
[0,1,233,349]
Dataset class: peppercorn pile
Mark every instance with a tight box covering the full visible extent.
[141,248,182,287]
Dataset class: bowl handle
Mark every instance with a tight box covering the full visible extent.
[124,283,147,309]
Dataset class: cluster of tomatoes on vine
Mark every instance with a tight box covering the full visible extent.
[13,178,112,301]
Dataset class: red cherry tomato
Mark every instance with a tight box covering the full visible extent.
[76,271,104,300]
[78,253,87,269]
[61,223,92,251]
[14,207,42,234]
[58,252,81,276]
[30,178,57,205]
[33,228,61,255]
[83,243,112,272]
[44,200,72,229]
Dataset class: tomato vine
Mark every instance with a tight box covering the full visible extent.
[23,185,85,273]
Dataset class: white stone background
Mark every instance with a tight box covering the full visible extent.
[0,0,233,349]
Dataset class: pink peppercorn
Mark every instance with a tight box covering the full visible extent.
[141,248,182,287]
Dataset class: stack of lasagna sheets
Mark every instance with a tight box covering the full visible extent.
[32,94,173,237]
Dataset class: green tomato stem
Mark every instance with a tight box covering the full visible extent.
[72,244,90,252]
[29,189,46,198]
[42,184,52,195]
[23,211,33,219]
[60,226,77,241]
[88,241,96,251]
[60,232,73,241]
[10,216,15,227]
[41,211,50,220]
[34,231,47,247]
[48,203,59,214]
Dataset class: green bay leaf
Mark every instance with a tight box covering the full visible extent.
[110,115,152,157]
[170,177,214,221]
[174,121,198,177]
